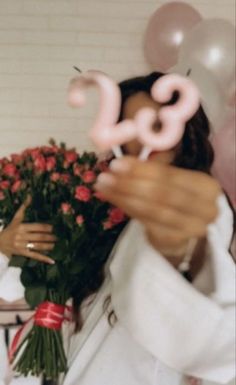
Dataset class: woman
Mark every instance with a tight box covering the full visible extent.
[0,72,235,385]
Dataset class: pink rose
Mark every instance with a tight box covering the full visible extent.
[73,164,83,176]
[0,158,7,167]
[52,145,60,154]
[61,203,73,214]
[41,146,52,154]
[60,174,70,184]
[46,156,56,171]
[63,160,70,169]
[11,154,23,165]
[42,145,59,155]
[65,151,77,164]
[3,163,18,177]
[76,215,84,225]
[30,148,41,160]
[108,207,126,225]
[75,186,91,202]
[0,191,5,200]
[82,171,96,184]
[34,155,46,172]
[0,180,10,190]
[103,221,113,230]
[11,180,22,193]
[22,149,30,157]
[50,172,60,182]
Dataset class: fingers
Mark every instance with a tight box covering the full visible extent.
[28,242,55,252]
[19,224,54,233]
[12,241,55,264]
[96,157,216,259]
[99,189,207,238]
[24,195,32,207]
[20,249,55,264]
[15,239,55,251]
[11,221,56,264]
[109,157,221,201]
[14,237,55,253]
[12,196,32,223]
[18,232,57,243]
[12,203,28,223]
[95,172,218,225]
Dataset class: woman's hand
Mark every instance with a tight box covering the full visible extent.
[95,157,221,266]
[0,198,56,264]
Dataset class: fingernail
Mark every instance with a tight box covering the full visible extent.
[48,259,55,265]
[95,173,116,190]
[109,159,131,173]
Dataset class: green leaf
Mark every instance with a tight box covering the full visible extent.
[9,255,26,268]
[46,264,60,283]
[51,240,69,262]
[21,267,40,287]
[68,262,83,275]
[26,259,38,268]
[25,285,47,308]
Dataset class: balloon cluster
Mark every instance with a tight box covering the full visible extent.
[144,2,235,124]
[144,1,235,208]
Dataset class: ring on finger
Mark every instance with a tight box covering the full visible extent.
[26,242,35,251]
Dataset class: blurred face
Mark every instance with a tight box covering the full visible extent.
[122,92,176,165]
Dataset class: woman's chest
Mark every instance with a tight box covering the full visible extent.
[62,283,181,385]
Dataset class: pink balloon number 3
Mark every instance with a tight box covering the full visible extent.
[68,71,200,160]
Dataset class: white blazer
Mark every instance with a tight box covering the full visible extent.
[0,195,235,385]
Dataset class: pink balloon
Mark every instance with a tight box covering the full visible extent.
[138,75,200,156]
[211,110,236,209]
[68,70,137,154]
[144,2,202,71]
[68,72,200,160]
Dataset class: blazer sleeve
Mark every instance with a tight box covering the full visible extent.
[110,195,235,384]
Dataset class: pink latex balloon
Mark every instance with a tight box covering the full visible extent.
[144,2,202,71]
[68,70,137,155]
[211,109,236,209]
[68,72,200,160]
[137,74,200,158]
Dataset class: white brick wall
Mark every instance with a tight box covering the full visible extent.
[0,0,235,156]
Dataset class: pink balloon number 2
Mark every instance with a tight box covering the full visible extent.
[68,71,200,160]
[137,74,200,160]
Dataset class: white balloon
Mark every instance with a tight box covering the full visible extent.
[178,19,236,97]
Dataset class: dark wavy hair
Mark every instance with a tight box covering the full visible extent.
[73,72,215,330]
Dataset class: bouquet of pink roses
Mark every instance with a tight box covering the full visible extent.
[0,140,127,380]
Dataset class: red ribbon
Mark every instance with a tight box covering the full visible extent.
[9,301,72,363]
[34,301,71,330]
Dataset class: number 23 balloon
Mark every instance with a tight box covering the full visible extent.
[68,71,200,160]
